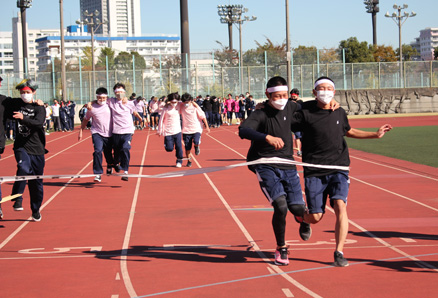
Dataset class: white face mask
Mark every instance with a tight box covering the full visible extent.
[21,93,33,103]
[270,98,288,110]
[97,100,106,105]
[171,102,178,107]
[316,90,334,105]
[184,103,190,107]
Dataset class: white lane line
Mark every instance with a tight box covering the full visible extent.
[350,155,438,181]
[400,238,417,243]
[120,132,150,298]
[350,176,438,212]
[0,160,93,250]
[115,273,121,280]
[192,156,323,298]
[282,288,294,297]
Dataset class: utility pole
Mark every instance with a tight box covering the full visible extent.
[17,0,33,77]
[364,0,380,46]
[59,0,67,101]
[180,0,190,92]
[285,0,291,89]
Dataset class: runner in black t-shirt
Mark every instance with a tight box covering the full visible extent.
[292,76,392,267]
[239,76,311,266]
[1,78,46,222]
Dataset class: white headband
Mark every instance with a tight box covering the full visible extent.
[314,79,335,89]
[97,94,108,97]
[114,88,125,93]
[266,85,288,93]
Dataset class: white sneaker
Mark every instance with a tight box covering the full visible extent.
[121,171,129,181]
[94,175,101,183]
[176,162,182,168]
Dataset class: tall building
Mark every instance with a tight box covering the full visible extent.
[410,27,438,61]
[0,32,14,75]
[80,0,141,37]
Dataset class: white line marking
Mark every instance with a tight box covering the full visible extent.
[282,288,294,297]
[111,295,119,298]
[192,156,323,298]
[115,273,121,280]
[120,133,151,298]
[350,176,438,212]
[350,155,438,181]
[400,238,417,243]
[18,246,102,254]
[0,160,93,250]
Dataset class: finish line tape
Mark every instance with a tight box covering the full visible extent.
[0,157,349,183]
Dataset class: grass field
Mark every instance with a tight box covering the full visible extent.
[346,126,438,168]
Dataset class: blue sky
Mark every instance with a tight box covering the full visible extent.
[0,0,435,52]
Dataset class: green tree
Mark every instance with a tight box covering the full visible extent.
[131,51,146,70]
[395,44,418,61]
[80,46,95,70]
[43,57,77,72]
[293,45,317,65]
[115,51,146,70]
[96,47,116,70]
[338,37,374,63]
[434,47,438,60]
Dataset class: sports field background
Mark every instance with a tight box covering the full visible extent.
[346,125,438,168]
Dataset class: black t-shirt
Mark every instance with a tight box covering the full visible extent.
[239,100,299,171]
[211,100,220,113]
[203,99,212,112]
[3,97,46,155]
[292,100,351,177]
[0,95,6,151]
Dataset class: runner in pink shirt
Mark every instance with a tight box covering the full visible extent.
[149,96,160,130]
[134,97,145,130]
[108,83,142,181]
[157,93,184,167]
[179,93,210,167]
[78,87,114,183]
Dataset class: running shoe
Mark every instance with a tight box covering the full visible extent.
[94,175,101,183]
[106,167,113,175]
[297,150,302,157]
[13,200,23,211]
[274,247,289,266]
[299,222,312,241]
[195,146,200,155]
[176,161,182,168]
[114,164,121,173]
[32,211,42,222]
[0,205,3,219]
[121,171,129,181]
[186,160,192,167]
[334,251,349,267]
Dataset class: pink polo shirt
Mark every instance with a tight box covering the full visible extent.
[224,99,234,112]
[149,100,159,113]
[134,100,145,113]
[158,104,181,136]
[180,103,206,134]
[84,102,113,137]
[107,97,135,134]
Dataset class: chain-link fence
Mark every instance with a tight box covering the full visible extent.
[2,51,438,105]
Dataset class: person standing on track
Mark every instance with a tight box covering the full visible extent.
[78,87,114,183]
[1,78,46,221]
[0,76,6,219]
[289,88,303,156]
[292,76,392,267]
[238,76,311,266]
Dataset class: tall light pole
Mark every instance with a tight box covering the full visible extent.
[286,0,291,89]
[59,0,66,101]
[364,0,380,46]
[180,0,190,92]
[236,8,256,94]
[217,5,244,51]
[16,0,32,77]
[385,4,416,88]
[81,10,106,92]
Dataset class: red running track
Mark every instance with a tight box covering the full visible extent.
[0,115,437,298]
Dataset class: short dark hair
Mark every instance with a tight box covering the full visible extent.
[96,87,108,95]
[113,82,126,91]
[167,92,180,102]
[181,93,193,102]
[266,76,287,90]
[290,88,299,95]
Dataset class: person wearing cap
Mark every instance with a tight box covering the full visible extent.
[78,87,115,183]
[289,88,303,157]
[107,83,142,181]
[157,93,184,168]
[1,78,46,221]
[291,76,392,267]
[238,76,311,266]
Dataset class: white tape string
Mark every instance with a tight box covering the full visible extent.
[0,157,349,182]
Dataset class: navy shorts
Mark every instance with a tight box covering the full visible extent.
[254,164,304,205]
[304,171,350,214]
[294,131,302,139]
[183,132,201,150]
